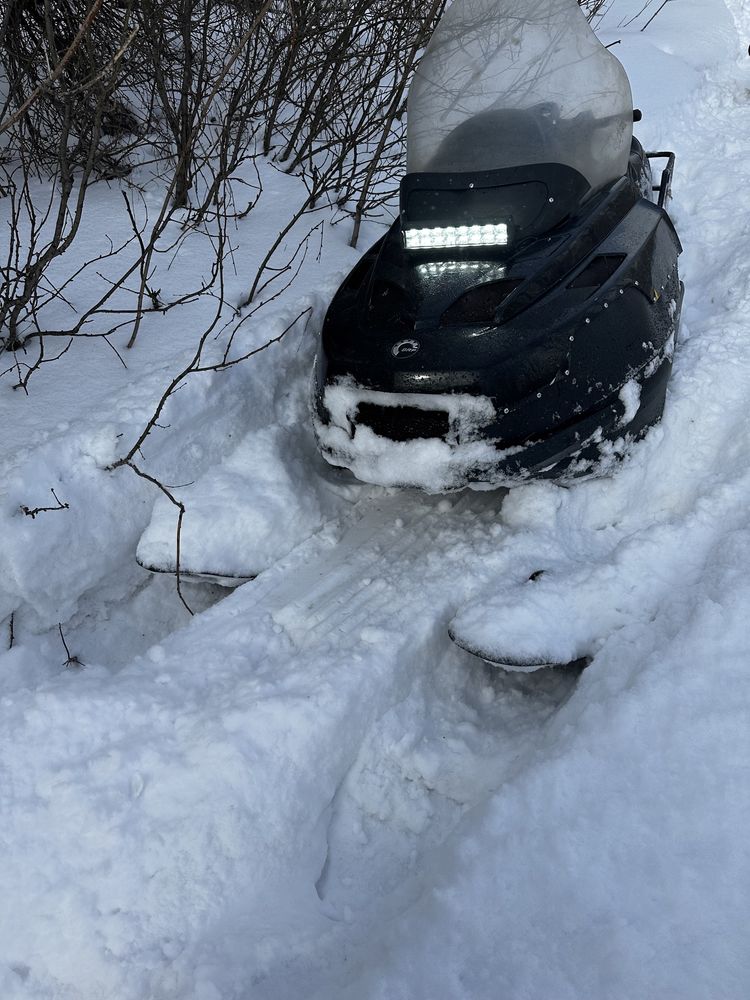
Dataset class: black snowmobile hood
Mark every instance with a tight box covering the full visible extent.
[319,163,642,403]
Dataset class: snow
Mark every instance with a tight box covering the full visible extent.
[315,377,506,492]
[138,395,368,580]
[2,0,750,997]
[617,377,641,426]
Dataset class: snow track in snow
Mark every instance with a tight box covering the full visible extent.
[202,489,584,996]
[173,487,583,999]
[259,491,498,644]
[1,479,585,1000]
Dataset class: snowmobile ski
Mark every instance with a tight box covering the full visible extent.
[136,556,255,588]
[448,625,590,673]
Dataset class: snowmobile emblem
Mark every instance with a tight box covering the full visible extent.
[392,338,420,359]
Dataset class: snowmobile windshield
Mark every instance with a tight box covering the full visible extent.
[407,0,633,193]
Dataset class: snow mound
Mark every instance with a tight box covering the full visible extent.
[137,425,362,580]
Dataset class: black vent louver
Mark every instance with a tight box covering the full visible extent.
[440,279,524,327]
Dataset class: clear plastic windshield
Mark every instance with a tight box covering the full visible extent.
[407,0,633,192]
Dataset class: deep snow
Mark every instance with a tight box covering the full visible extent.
[2,0,750,997]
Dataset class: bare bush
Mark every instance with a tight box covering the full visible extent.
[0,2,138,364]
[255,0,447,247]
[0,0,620,367]
[0,0,270,362]
[1,0,141,172]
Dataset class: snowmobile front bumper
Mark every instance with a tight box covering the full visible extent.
[313,349,674,492]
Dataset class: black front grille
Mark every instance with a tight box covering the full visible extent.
[356,402,450,442]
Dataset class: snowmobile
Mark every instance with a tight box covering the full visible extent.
[312,0,683,491]
[135,0,683,680]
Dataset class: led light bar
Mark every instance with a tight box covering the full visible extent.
[404,223,509,250]
[417,261,499,278]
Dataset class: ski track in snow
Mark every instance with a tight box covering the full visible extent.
[2,1,750,997]
[0,486,583,1000]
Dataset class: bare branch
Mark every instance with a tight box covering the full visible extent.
[123,462,193,615]
[20,488,70,519]
[0,0,105,136]
[58,624,84,669]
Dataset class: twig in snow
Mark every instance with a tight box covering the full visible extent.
[641,0,671,31]
[20,488,70,519]
[8,613,14,650]
[109,302,311,469]
[58,624,84,669]
[618,0,656,28]
[124,462,193,616]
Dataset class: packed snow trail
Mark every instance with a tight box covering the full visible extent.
[0,486,581,1000]
[259,491,499,642]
